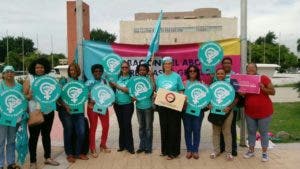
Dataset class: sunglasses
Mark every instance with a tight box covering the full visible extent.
[121,66,129,69]
[189,70,196,73]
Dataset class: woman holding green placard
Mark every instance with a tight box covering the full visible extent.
[85,64,111,158]
[182,65,206,159]
[155,56,185,160]
[110,61,135,154]
[0,66,22,169]
[23,58,60,169]
[57,62,88,162]
[131,63,155,154]
[209,68,237,161]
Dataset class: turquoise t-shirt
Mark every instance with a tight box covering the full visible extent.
[115,75,132,105]
[134,76,153,110]
[156,72,185,92]
[0,80,23,92]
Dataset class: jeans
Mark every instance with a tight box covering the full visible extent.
[29,111,54,163]
[183,111,204,153]
[58,109,74,156]
[245,114,272,148]
[114,103,134,152]
[71,113,86,156]
[136,107,154,151]
[0,125,17,167]
[87,107,109,151]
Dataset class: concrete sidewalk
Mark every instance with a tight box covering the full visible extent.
[20,87,300,169]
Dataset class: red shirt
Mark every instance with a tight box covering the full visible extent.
[244,75,273,119]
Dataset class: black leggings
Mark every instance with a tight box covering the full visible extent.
[29,111,54,163]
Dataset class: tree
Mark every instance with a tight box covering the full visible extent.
[90,28,117,43]
[249,32,298,72]
[255,31,277,45]
[0,36,35,62]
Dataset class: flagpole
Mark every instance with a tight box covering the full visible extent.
[240,0,247,147]
[76,0,84,80]
[6,30,9,64]
[22,32,25,75]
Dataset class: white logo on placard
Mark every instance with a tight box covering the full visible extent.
[205,47,219,64]
[135,82,147,96]
[5,95,21,113]
[191,88,206,104]
[214,87,230,104]
[98,89,110,104]
[40,82,55,100]
[162,81,173,90]
[107,58,120,72]
[67,87,83,103]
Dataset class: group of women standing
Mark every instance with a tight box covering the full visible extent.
[0,56,275,169]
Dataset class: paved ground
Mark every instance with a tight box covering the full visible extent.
[19,87,300,169]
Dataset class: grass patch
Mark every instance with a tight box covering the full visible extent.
[270,102,300,143]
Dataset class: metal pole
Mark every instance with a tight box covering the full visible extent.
[36,33,39,56]
[263,36,266,63]
[278,32,281,66]
[6,30,9,64]
[240,0,247,147]
[51,34,54,69]
[76,0,84,80]
[22,32,25,75]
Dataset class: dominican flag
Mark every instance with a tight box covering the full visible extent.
[145,10,163,63]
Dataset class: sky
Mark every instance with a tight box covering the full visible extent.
[0,0,299,56]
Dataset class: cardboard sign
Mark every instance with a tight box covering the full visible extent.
[154,88,186,112]
[91,84,115,114]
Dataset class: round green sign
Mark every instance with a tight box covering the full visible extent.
[91,83,115,108]
[185,82,211,109]
[198,41,224,66]
[102,53,123,82]
[32,75,61,104]
[61,81,88,113]
[210,81,235,114]
[128,76,153,100]
[0,89,27,126]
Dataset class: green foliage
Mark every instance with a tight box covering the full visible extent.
[0,36,66,71]
[249,31,298,72]
[90,28,117,43]
[0,36,35,62]
[271,102,300,142]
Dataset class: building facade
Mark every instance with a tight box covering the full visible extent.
[120,8,237,45]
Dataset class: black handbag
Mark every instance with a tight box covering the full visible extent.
[208,112,230,126]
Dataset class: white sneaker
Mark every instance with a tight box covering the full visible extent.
[243,151,255,159]
[261,153,269,162]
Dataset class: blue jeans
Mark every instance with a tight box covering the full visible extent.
[71,113,86,156]
[58,110,74,156]
[136,107,154,151]
[0,125,17,167]
[183,111,204,153]
[245,114,272,148]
